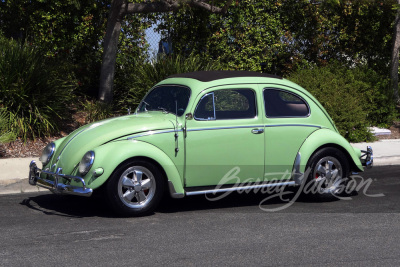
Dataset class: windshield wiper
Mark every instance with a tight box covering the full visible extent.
[158,107,169,114]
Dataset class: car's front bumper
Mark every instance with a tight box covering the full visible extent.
[28,161,93,196]
[360,146,373,169]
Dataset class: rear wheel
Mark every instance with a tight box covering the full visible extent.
[106,160,165,216]
[305,147,349,199]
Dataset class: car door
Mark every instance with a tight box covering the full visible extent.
[262,86,319,181]
[184,85,265,187]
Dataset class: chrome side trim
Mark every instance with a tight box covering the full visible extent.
[292,152,304,185]
[265,124,321,128]
[185,181,296,196]
[168,181,185,199]
[29,160,93,197]
[125,124,321,139]
[127,129,181,140]
[187,125,264,132]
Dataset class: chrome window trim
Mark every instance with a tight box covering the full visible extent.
[194,92,216,121]
[136,84,192,117]
[263,88,311,118]
[194,88,258,121]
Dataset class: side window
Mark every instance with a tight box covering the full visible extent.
[194,89,256,120]
[264,89,309,117]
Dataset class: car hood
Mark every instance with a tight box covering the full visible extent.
[52,113,177,174]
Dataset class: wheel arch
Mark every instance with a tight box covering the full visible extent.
[85,140,185,197]
[298,129,363,174]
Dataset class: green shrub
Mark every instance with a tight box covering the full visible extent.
[81,99,114,123]
[114,53,222,111]
[0,108,16,144]
[0,37,76,139]
[286,64,397,142]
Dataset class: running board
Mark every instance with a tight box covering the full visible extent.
[185,181,296,196]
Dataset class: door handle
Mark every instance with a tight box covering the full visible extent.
[251,128,264,134]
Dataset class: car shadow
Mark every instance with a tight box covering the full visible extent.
[20,187,357,218]
[20,193,116,218]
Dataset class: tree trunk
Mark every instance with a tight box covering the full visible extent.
[98,0,233,103]
[390,0,400,103]
[98,0,124,104]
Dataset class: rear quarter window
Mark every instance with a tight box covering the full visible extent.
[264,89,309,117]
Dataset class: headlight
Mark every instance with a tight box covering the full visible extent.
[40,142,55,166]
[78,151,95,176]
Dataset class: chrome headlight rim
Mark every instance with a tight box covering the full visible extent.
[40,142,55,166]
[78,151,95,176]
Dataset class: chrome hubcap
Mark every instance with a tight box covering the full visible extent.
[117,166,155,208]
[313,156,343,194]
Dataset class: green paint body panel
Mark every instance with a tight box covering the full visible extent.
[298,128,364,173]
[37,73,366,198]
[79,139,184,194]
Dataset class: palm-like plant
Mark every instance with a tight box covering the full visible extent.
[0,108,16,144]
[115,53,222,110]
[0,37,76,139]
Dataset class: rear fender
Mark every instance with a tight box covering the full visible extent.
[297,129,363,176]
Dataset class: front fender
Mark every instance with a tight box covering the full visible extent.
[298,128,364,173]
[85,139,184,197]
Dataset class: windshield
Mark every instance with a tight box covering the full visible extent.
[137,85,191,116]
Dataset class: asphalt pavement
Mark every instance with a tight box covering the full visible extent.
[0,165,399,266]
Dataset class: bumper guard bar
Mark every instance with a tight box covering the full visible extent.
[29,161,93,197]
[360,146,373,169]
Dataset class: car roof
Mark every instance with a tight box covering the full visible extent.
[167,70,282,82]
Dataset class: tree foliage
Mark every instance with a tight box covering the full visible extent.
[159,1,290,73]
[282,0,396,72]
[287,63,397,142]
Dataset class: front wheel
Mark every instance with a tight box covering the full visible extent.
[106,160,165,216]
[305,147,349,199]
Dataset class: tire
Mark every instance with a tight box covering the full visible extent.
[106,160,165,216]
[304,147,349,200]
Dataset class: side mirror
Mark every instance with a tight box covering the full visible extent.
[185,113,193,120]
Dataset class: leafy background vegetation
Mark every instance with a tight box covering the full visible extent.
[0,0,399,144]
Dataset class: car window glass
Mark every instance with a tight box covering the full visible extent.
[194,93,215,120]
[194,89,256,120]
[264,89,309,117]
[137,85,191,116]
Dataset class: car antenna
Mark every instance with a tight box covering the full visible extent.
[174,100,179,155]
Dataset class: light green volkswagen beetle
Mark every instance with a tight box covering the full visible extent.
[29,71,373,216]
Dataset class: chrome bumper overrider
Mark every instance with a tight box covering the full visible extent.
[28,161,93,196]
[360,146,373,169]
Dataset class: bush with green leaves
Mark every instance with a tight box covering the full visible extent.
[0,108,16,144]
[81,99,114,123]
[287,64,397,142]
[0,37,76,139]
[114,53,222,111]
